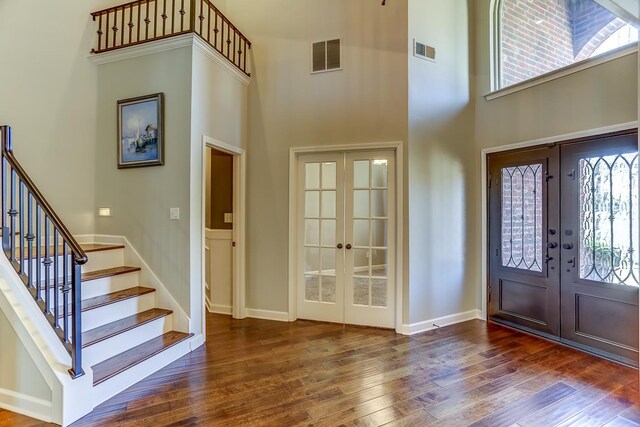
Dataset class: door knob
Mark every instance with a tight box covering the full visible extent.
[346,244,352,250]
[337,243,343,249]
[562,243,573,250]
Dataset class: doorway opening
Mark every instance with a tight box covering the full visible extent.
[487,131,639,367]
[202,136,246,325]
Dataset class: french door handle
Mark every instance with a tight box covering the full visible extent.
[337,243,343,249]
[345,244,352,250]
[562,243,574,250]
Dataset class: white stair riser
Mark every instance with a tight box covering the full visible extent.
[82,292,156,331]
[82,249,125,273]
[82,272,141,299]
[84,315,173,366]
[93,338,192,407]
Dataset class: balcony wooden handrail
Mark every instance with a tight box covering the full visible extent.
[90,0,251,76]
[0,125,86,379]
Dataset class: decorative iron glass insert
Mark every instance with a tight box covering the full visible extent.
[501,164,543,272]
[579,153,639,287]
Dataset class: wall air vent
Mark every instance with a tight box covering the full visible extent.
[413,39,436,62]
[312,39,342,73]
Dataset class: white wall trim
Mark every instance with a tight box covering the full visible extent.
[245,308,290,322]
[288,141,405,331]
[0,388,52,423]
[202,136,247,322]
[208,304,232,315]
[485,45,638,101]
[398,310,482,336]
[88,34,251,86]
[192,35,251,86]
[479,121,639,321]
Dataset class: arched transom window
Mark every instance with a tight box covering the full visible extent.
[498,0,638,89]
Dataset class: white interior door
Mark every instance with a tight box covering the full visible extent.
[297,154,345,323]
[296,151,396,328]
[345,152,396,328]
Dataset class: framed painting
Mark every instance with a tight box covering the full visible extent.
[117,93,164,168]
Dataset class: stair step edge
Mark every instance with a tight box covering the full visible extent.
[92,331,193,386]
[57,286,156,318]
[83,308,173,348]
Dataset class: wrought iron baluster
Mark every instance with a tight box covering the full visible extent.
[9,168,17,262]
[53,230,59,327]
[36,205,41,300]
[26,193,33,290]
[44,218,51,315]
[62,242,69,342]
[18,180,24,274]
[70,257,83,378]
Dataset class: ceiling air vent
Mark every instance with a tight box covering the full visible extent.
[312,39,342,73]
[413,39,436,62]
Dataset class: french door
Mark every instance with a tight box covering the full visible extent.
[489,132,639,366]
[297,151,396,328]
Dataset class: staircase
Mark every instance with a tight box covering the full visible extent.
[72,243,191,388]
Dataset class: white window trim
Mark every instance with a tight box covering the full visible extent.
[488,0,638,101]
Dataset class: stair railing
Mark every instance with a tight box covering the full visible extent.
[91,0,252,76]
[0,126,87,379]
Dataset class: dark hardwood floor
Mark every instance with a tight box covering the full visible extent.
[2,313,639,426]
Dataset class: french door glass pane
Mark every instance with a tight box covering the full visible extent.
[579,153,639,286]
[501,164,543,272]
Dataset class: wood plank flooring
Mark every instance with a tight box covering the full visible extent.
[2,314,639,426]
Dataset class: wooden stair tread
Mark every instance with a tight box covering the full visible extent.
[83,308,172,348]
[16,243,124,259]
[82,266,141,281]
[92,331,192,386]
[57,286,155,317]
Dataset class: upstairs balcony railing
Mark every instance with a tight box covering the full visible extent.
[91,0,251,76]
[0,126,87,379]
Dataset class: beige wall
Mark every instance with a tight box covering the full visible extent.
[0,1,123,234]
[0,310,51,407]
[95,47,194,313]
[407,0,476,324]
[472,0,638,309]
[224,0,409,314]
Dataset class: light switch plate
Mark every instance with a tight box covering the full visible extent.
[170,208,180,220]
[224,213,233,223]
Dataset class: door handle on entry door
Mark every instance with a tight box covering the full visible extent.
[345,244,352,250]
[562,243,574,250]
[337,243,343,249]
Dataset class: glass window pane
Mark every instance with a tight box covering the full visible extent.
[371,160,388,188]
[305,275,319,301]
[321,248,336,274]
[353,277,370,305]
[321,219,336,246]
[371,190,387,218]
[322,162,336,189]
[305,219,320,246]
[579,153,639,286]
[371,249,387,277]
[353,249,370,275]
[354,220,370,247]
[306,163,320,189]
[354,190,369,218]
[305,247,320,273]
[322,191,336,218]
[501,164,543,272]
[321,275,336,303]
[371,219,387,248]
[354,161,369,188]
[371,278,387,307]
[305,191,320,218]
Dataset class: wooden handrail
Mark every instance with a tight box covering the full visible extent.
[90,0,252,76]
[0,125,85,379]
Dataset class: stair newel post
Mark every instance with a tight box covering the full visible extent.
[36,205,42,301]
[53,230,59,326]
[70,256,84,378]
[44,218,51,315]
[62,242,69,342]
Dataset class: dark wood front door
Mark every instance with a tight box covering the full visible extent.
[488,146,560,339]
[559,135,639,365]
[488,132,639,367]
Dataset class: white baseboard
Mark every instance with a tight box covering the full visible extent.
[0,388,52,423]
[397,309,483,335]
[245,308,290,322]
[208,304,232,315]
